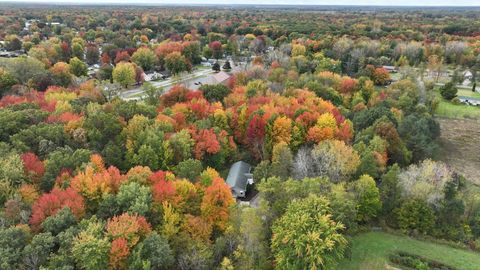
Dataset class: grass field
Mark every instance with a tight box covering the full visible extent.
[337,232,480,270]
[433,87,480,119]
[435,100,480,119]
[437,117,480,185]
[457,88,480,99]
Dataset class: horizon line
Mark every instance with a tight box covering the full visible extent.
[1,2,480,7]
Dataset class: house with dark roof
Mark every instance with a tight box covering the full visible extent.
[226,161,253,198]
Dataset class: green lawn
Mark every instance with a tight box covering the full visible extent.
[457,88,480,99]
[433,87,480,119]
[338,232,480,270]
[435,99,480,119]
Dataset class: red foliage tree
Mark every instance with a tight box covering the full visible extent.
[115,51,131,64]
[192,128,221,159]
[155,42,184,60]
[209,41,223,59]
[21,152,45,183]
[339,77,357,94]
[246,114,266,159]
[46,112,82,123]
[29,187,85,230]
[152,179,176,204]
[160,85,189,107]
[101,53,111,65]
[109,238,130,270]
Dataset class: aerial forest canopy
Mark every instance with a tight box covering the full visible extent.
[0,4,479,270]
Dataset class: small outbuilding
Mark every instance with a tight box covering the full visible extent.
[226,161,253,198]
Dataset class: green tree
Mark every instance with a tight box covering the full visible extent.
[199,84,230,103]
[97,64,113,82]
[396,199,435,235]
[352,174,382,223]
[128,232,174,270]
[440,81,458,100]
[222,60,232,70]
[174,158,203,182]
[142,82,163,106]
[132,47,157,72]
[22,232,55,269]
[169,129,194,164]
[69,57,88,77]
[165,52,190,75]
[398,114,440,162]
[116,181,152,216]
[0,68,17,96]
[72,217,110,270]
[86,45,100,65]
[212,62,221,72]
[0,226,29,269]
[271,194,347,270]
[72,42,84,60]
[42,207,77,236]
[380,165,401,219]
[233,207,271,270]
[113,62,136,88]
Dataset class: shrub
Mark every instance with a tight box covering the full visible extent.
[440,82,457,100]
[389,251,457,270]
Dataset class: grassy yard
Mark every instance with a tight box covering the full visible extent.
[435,99,480,119]
[433,87,480,119]
[457,88,480,99]
[337,232,480,270]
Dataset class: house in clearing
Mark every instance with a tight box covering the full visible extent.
[382,65,398,73]
[226,161,253,198]
[205,71,231,85]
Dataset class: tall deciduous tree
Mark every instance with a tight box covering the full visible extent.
[131,47,157,72]
[165,52,190,75]
[113,62,136,88]
[271,194,347,270]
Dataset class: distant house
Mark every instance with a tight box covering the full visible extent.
[382,65,398,73]
[226,161,253,198]
[143,71,161,82]
[205,71,231,85]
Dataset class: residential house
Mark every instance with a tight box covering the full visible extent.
[226,161,253,198]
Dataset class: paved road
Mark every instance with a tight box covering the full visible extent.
[120,68,215,101]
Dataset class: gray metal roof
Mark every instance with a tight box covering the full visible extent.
[226,161,252,197]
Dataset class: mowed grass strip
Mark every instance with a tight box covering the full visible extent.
[337,232,480,270]
[435,100,480,119]
[457,88,480,99]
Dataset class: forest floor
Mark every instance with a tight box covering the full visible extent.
[337,232,480,270]
[437,117,480,185]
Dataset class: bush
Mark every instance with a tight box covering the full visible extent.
[389,251,457,270]
[440,82,457,100]
[451,97,461,105]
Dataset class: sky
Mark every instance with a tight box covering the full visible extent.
[2,0,479,6]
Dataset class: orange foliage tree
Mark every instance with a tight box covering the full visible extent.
[200,178,234,232]
[106,213,152,247]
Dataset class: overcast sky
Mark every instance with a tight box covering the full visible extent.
[3,0,480,6]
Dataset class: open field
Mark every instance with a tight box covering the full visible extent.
[435,100,480,119]
[338,232,480,270]
[458,88,480,99]
[437,117,480,185]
